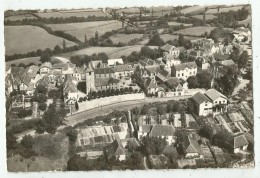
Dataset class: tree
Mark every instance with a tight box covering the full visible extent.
[18,63,26,68]
[131,152,143,169]
[75,101,79,111]
[147,33,165,46]
[21,135,34,149]
[53,45,62,54]
[67,154,88,171]
[40,51,51,63]
[178,35,186,46]
[6,131,17,150]
[238,51,249,69]
[187,76,198,89]
[36,84,47,94]
[66,129,78,142]
[38,102,47,111]
[63,39,66,50]
[196,71,213,89]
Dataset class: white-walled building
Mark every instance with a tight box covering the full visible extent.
[171,62,198,81]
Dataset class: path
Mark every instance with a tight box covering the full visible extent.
[232,79,249,96]
[143,157,149,170]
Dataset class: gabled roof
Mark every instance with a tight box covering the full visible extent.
[86,61,95,72]
[161,44,175,52]
[156,70,170,81]
[139,125,153,133]
[104,139,126,160]
[205,89,227,101]
[165,77,180,88]
[21,74,32,86]
[63,62,75,71]
[192,92,212,105]
[25,65,39,78]
[145,78,157,89]
[94,78,110,87]
[150,125,175,137]
[94,67,115,74]
[233,134,249,149]
[213,53,230,61]
[173,62,197,71]
[220,59,236,66]
[145,65,161,75]
[40,62,52,69]
[114,64,133,72]
[107,58,123,66]
[182,134,203,155]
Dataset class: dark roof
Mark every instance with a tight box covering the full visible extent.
[182,134,203,155]
[192,92,212,104]
[104,139,125,160]
[150,125,175,137]
[145,78,157,89]
[165,77,180,88]
[140,125,153,133]
[233,134,249,148]
[95,78,110,87]
[145,65,161,75]
[40,62,52,69]
[213,53,230,61]
[94,67,115,74]
[86,61,95,72]
[156,70,170,81]
[173,62,197,71]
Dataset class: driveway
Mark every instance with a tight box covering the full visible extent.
[232,79,249,96]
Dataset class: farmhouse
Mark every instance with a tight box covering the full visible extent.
[190,92,213,116]
[39,62,52,75]
[181,134,203,158]
[171,62,197,81]
[107,58,124,67]
[104,139,126,161]
[232,134,249,153]
[205,89,228,114]
[150,125,175,145]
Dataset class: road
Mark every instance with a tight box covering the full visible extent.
[232,79,249,96]
[65,95,191,126]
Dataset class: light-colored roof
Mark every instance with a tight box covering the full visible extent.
[161,44,175,52]
[94,67,115,74]
[205,89,227,101]
[114,64,133,72]
[173,62,197,71]
[234,134,249,148]
[107,58,123,66]
[104,139,126,159]
[40,62,52,69]
[220,59,236,66]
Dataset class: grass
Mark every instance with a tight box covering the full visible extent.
[4,25,76,55]
[160,34,199,42]
[6,56,41,66]
[191,14,217,20]
[4,14,37,22]
[36,9,106,18]
[206,6,245,14]
[173,26,216,37]
[46,20,123,42]
[168,21,193,26]
[116,7,140,14]
[109,33,144,44]
[238,15,252,26]
[60,45,158,59]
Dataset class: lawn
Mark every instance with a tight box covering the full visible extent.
[36,9,106,18]
[116,7,140,14]
[60,45,158,59]
[4,14,37,22]
[109,33,144,44]
[173,26,216,37]
[191,14,217,20]
[238,15,252,26]
[46,20,123,42]
[206,5,245,14]
[4,25,76,55]
[168,21,193,27]
[160,34,199,42]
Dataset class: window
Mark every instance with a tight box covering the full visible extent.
[182,73,184,76]
[89,72,91,75]
[219,101,221,104]
[178,74,180,77]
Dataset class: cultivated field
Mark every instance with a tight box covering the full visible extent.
[60,45,158,59]
[160,34,199,42]
[4,14,37,22]
[173,26,216,37]
[4,25,76,55]
[109,33,144,44]
[116,7,140,14]
[36,9,106,18]
[46,20,123,42]
[168,21,193,27]
[206,5,245,14]
[5,56,41,66]
[191,14,217,20]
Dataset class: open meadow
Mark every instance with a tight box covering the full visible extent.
[160,34,199,42]
[46,20,123,42]
[60,45,158,59]
[109,33,144,44]
[4,25,76,55]
[173,26,216,37]
[36,9,106,18]
[4,14,37,22]
[206,5,245,14]
[191,14,217,20]
[168,21,193,27]
[179,5,219,15]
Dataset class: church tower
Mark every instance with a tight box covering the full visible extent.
[86,61,95,95]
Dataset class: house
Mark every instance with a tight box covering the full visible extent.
[63,76,78,101]
[165,77,184,95]
[107,58,124,67]
[39,62,52,75]
[232,134,249,153]
[144,78,157,95]
[232,27,251,42]
[160,44,179,57]
[114,64,134,79]
[162,53,181,71]
[190,92,213,116]
[62,62,76,76]
[156,69,171,83]
[138,125,152,139]
[177,158,197,168]
[181,134,203,158]
[204,89,228,114]
[208,60,237,78]
[195,56,210,70]
[149,125,175,145]
[171,62,197,81]
[103,139,126,161]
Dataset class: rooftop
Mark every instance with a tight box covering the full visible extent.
[173,62,197,71]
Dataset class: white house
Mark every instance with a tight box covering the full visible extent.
[107,58,124,67]
[103,139,126,161]
[205,89,228,114]
[171,62,198,81]
[149,125,175,145]
[233,134,249,153]
[39,62,52,75]
[190,92,213,116]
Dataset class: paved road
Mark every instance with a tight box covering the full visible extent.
[65,95,191,126]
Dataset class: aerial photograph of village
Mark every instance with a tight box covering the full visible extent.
[4,3,254,171]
